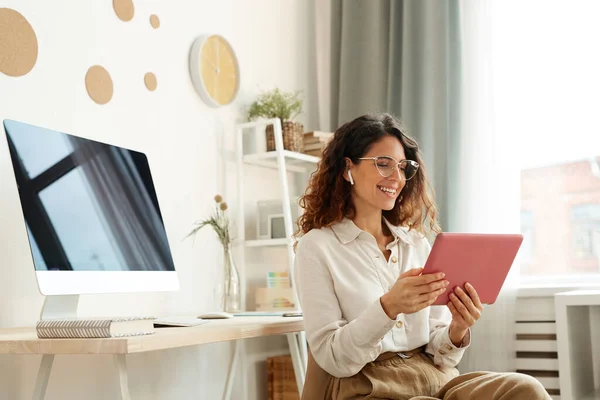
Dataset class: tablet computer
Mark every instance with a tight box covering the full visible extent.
[422,233,524,305]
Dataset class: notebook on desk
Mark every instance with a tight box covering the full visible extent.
[233,311,286,317]
[36,317,156,338]
[233,311,302,317]
[152,317,211,328]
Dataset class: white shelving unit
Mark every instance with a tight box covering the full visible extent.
[243,150,320,172]
[234,118,316,396]
[555,290,600,400]
[244,238,289,248]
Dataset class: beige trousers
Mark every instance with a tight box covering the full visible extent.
[302,348,551,400]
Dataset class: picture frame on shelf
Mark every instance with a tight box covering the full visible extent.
[257,198,302,240]
[269,214,286,239]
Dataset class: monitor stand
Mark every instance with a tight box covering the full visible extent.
[35,295,80,398]
[34,294,132,400]
[39,294,79,320]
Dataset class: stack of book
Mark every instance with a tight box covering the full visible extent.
[302,131,333,157]
[267,271,290,288]
[255,272,295,311]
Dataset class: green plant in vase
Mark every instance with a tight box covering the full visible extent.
[187,195,240,312]
[247,88,305,153]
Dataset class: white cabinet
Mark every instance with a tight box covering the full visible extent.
[555,290,600,400]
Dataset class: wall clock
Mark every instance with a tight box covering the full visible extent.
[189,34,240,107]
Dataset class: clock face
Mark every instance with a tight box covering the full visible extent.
[190,35,240,107]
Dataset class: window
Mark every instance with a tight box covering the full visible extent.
[571,204,600,262]
[519,160,600,279]
[519,210,534,268]
[492,1,600,283]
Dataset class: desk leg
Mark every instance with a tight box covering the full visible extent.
[298,331,308,371]
[32,354,54,400]
[287,333,305,396]
[223,340,240,400]
[114,355,131,400]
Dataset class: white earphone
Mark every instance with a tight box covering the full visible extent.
[348,170,354,185]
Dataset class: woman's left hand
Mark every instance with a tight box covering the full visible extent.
[447,282,483,346]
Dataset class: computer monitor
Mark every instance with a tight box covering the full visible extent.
[2,120,179,309]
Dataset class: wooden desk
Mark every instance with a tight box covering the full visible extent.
[0,316,307,400]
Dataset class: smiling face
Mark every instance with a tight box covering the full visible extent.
[297,113,440,237]
[347,135,407,214]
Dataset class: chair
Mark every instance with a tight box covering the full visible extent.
[301,349,332,400]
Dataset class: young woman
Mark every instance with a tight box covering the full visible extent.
[294,113,549,399]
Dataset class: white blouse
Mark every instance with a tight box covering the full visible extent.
[294,217,470,378]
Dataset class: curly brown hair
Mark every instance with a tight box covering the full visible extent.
[295,113,440,239]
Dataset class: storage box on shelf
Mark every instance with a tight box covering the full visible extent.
[268,354,300,400]
[266,121,304,153]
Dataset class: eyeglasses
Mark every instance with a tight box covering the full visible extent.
[358,156,419,180]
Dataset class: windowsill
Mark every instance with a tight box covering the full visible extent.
[518,282,600,297]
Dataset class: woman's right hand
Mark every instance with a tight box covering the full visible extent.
[380,267,449,318]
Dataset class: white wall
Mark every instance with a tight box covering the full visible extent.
[0,0,318,399]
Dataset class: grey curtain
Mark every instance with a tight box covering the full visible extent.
[318,0,462,231]
[314,0,519,374]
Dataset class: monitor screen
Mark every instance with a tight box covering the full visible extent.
[3,119,179,294]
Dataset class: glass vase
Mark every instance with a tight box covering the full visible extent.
[222,244,241,313]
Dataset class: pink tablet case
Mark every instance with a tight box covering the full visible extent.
[422,233,523,305]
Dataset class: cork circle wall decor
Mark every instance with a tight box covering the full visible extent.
[149,14,160,29]
[84,2,159,103]
[113,0,134,22]
[0,8,38,77]
[85,66,113,105]
[144,72,157,91]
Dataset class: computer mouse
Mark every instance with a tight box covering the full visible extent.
[198,311,234,319]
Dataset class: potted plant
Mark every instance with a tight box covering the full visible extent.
[247,88,304,152]
[187,195,240,313]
